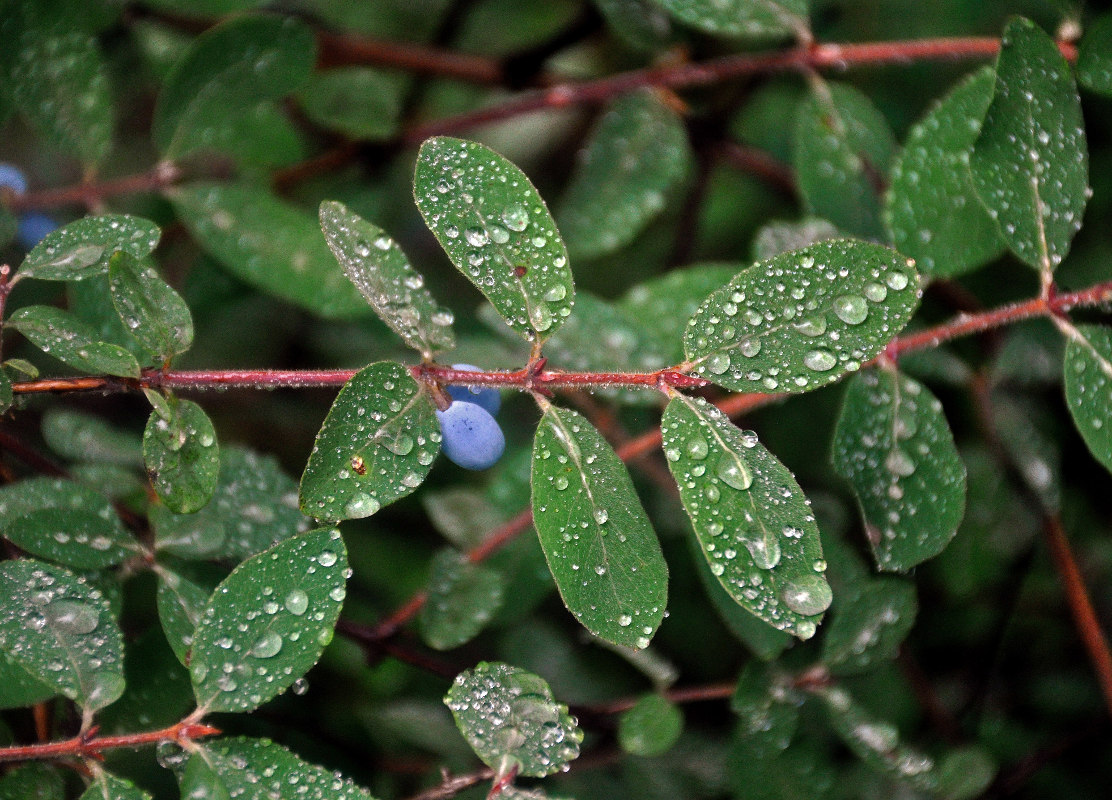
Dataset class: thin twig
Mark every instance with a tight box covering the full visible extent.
[0,720,220,764]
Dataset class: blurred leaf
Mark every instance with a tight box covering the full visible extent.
[821,577,917,674]
[618,694,683,756]
[970,17,1089,272]
[532,405,668,649]
[179,755,231,800]
[1063,324,1112,474]
[40,408,142,466]
[0,763,64,800]
[418,548,506,650]
[992,392,1061,510]
[0,649,56,709]
[662,395,830,639]
[297,68,405,140]
[751,218,839,261]
[414,136,574,342]
[593,0,674,50]
[141,0,267,16]
[1077,13,1112,97]
[108,252,193,362]
[299,361,440,522]
[683,239,919,393]
[77,773,151,800]
[7,306,141,378]
[143,396,220,514]
[98,628,193,734]
[731,661,800,757]
[190,529,347,713]
[423,488,506,550]
[18,214,161,282]
[0,371,11,413]
[936,747,999,800]
[648,0,806,37]
[157,564,218,666]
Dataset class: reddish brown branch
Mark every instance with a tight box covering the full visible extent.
[577,680,736,716]
[0,720,220,764]
[317,32,504,84]
[9,163,182,213]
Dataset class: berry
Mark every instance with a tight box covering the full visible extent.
[16,212,57,250]
[0,163,28,196]
[445,362,501,416]
[436,400,505,471]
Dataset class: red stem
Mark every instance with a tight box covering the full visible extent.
[0,720,220,764]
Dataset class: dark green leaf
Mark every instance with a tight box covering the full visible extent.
[78,773,151,800]
[190,528,348,713]
[19,215,161,282]
[618,694,683,756]
[832,370,966,571]
[751,218,839,261]
[156,565,217,666]
[820,577,917,674]
[649,0,807,37]
[993,393,1061,510]
[662,395,830,639]
[593,0,674,51]
[141,0,267,17]
[98,629,194,734]
[1063,324,1112,474]
[423,488,507,550]
[0,649,56,709]
[414,137,574,342]
[935,747,998,800]
[683,239,919,393]
[300,361,440,522]
[418,549,506,650]
[143,397,220,514]
[297,68,405,140]
[179,754,231,800]
[0,371,11,413]
[40,408,142,466]
[0,764,64,800]
[731,662,800,758]
[532,405,668,649]
[1078,14,1112,97]
[108,252,193,362]
[6,306,141,378]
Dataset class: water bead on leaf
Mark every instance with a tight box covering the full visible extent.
[437,401,505,471]
[445,364,501,416]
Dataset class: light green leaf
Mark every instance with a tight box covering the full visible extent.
[683,239,919,393]
[649,0,807,37]
[885,67,1004,278]
[532,406,668,649]
[156,565,217,666]
[170,183,370,319]
[319,201,455,358]
[969,17,1089,272]
[618,694,683,757]
[297,68,406,141]
[414,136,574,342]
[558,90,690,260]
[820,577,917,674]
[832,370,966,571]
[7,306,141,378]
[40,408,143,466]
[1078,13,1112,97]
[18,215,161,282]
[1063,324,1112,474]
[153,15,315,158]
[78,773,152,800]
[444,661,583,777]
[299,361,440,522]
[143,397,220,514]
[662,395,830,639]
[0,559,125,712]
[108,253,193,362]
[190,529,347,713]
[418,549,506,651]
[751,218,840,262]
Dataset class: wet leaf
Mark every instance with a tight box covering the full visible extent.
[108,252,193,362]
[297,68,406,141]
[752,218,840,261]
[649,0,807,37]
[418,549,506,651]
[300,361,439,522]
[156,565,217,666]
[662,395,830,639]
[7,306,141,378]
[77,773,151,800]
[820,576,917,674]
[594,0,674,51]
[1077,13,1112,97]
[0,649,56,709]
[618,694,683,756]
[18,215,161,282]
[190,528,347,713]
[731,662,800,757]
[531,406,668,649]
[40,408,142,466]
[832,370,966,571]
[684,239,919,393]
[143,397,220,514]
[0,763,64,800]
[1063,324,1112,475]
[0,371,10,414]
[414,137,574,342]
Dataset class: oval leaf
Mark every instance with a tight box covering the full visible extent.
[531,406,668,648]
[649,0,806,37]
[41,408,143,466]
[1063,324,1112,475]
[19,214,161,282]
[297,67,405,141]
[7,306,141,378]
[190,528,347,713]
[419,549,506,651]
[143,397,220,514]
[618,694,684,757]
[108,252,193,362]
[414,137,574,342]
[820,576,917,674]
[156,567,215,666]
[683,239,919,393]
[661,395,830,639]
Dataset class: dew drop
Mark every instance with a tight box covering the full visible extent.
[863,282,887,302]
[803,349,837,372]
[284,590,309,616]
[740,338,761,358]
[44,600,98,635]
[780,576,833,616]
[716,456,753,491]
[686,436,709,460]
[251,631,283,658]
[706,353,731,375]
[464,227,489,246]
[593,508,608,525]
[618,614,633,627]
[744,536,782,570]
[832,295,868,325]
[885,449,916,477]
[793,315,827,337]
[886,270,909,291]
[543,284,567,302]
[501,205,530,231]
[318,550,338,568]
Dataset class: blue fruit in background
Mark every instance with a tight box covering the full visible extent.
[436,400,505,471]
[446,362,501,416]
[0,163,28,195]
[16,212,57,250]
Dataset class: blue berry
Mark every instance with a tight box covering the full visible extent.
[0,163,28,196]
[17,212,57,250]
[445,363,501,416]
[436,400,505,471]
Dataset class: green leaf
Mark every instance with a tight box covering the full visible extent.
[1063,324,1112,474]
[1078,14,1112,97]
[419,549,506,651]
[0,763,64,800]
[6,306,141,378]
[78,773,152,800]
[0,476,135,569]
[297,68,406,141]
[0,649,56,709]
[143,397,220,514]
[190,529,348,713]
[885,68,1005,278]
[98,628,194,734]
[794,83,896,239]
[648,0,807,37]
[319,201,455,358]
[153,15,315,158]
[820,577,917,674]
[444,661,583,777]
[531,405,668,649]
[299,361,440,522]
[170,183,370,319]
[0,370,11,413]
[661,395,830,639]
[0,559,125,712]
[179,754,231,800]
[594,0,674,51]
[731,662,801,758]
[414,136,574,342]
[19,214,161,282]
[557,90,690,260]
[108,253,193,362]
[141,0,267,17]
[969,17,1089,272]
[683,239,919,393]
[156,565,217,666]
[40,408,143,466]
[832,370,966,571]
[751,218,839,262]
[618,694,684,757]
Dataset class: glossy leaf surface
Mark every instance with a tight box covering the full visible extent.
[649,0,806,37]
[1063,324,1112,474]
[156,567,214,666]
[7,306,141,378]
[77,773,151,800]
[1077,13,1112,97]
[297,67,405,140]
[19,215,161,282]
[40,408,142,466]
[108,253,193,362]
[143,397,220,514]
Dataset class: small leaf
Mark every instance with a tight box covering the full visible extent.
[731,661,800,757]
[531,406,668,648]
[170,183,369,319]
[78,773,152,800]
[820,577,917,674]
[0,559,125,712]
[40,408,143,466]
[751,218,840,262]
[683,239,919,393]
[156,565,217,666]
[558,90,690,260]
[1077,13,1112,97]
[153,15,315,158]
[190,529,347,713]
[649,0,807,37]
[885,67,1005,278]
[6,306,141,378]
[319,200,455,358]
[419,549,506,651]
[299,361,440,522]
[143,397,220,514]
[969,17,1089,272]
[297,68,406,141]
[19,215,161,282]
[832,370,966,571]
[1063,324,1112,474]
[662,395,830,639]
[617,694,683,757]
[0,477,135,569]
[108,252,193,362]
[0,764,64,800]
[414,137,574,342]
[444,661,583,777]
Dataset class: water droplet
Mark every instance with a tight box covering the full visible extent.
[716,456,752,491]
[885,449,916,477]
[832,295,868,325]
[489,225,510,244]
[464,227,489,247]
[794,315,827,337]
[744,535,782,570]
[251,631,283,658]
[686,436,709,460]
[344,494,380,517]
[781,576,833,616]
[383,433,414,456]
[706,353,731,375]
[593,508,608,525]
[543,284,567,302]
[618,614,633,627]
[44,600,98,635]
[863,282,887,302]
[886,270,909,290]
[284,590,309,616]
[554,475,569,491]
[501,205,529,231]
[804,349,837,371]
[530,304,554,332]
[318,550,338,568]
[740,338,761,357]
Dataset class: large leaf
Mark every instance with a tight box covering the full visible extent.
[414,137,574,342]
[1063,325,1112,475]
[832,369,967,571]
[683,239,919,393]
[662,395,830,639]
[969,17,1089,272]
[649,0,807,37]
[531,406,668,648]
[18,215,161,282]
[7,306,141,378]
[190,529,347,713]
[108,252,193,363]
[418,549,506,651]
[144,397,220,514]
